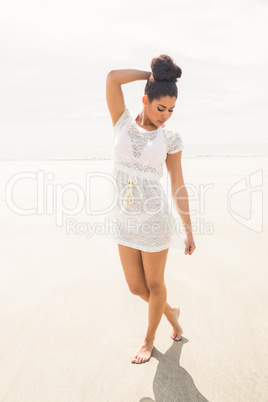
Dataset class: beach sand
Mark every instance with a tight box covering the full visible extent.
[0,156,267,401]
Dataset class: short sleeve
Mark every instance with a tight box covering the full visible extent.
[165,129,184,154]
[114,107,133,134]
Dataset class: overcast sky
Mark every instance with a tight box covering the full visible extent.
[1,0,267,158]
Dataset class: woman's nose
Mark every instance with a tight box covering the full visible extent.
[162,111,169,119]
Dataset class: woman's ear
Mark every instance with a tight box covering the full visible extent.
[142,95,148,106]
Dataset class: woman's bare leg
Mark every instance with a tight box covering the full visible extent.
[117,244,183,337]
[131,287,183,342]
[129,248,168,363]
[117,245,183,363]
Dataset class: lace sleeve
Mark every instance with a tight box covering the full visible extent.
[114,107,133,134]
[165,129,184,154]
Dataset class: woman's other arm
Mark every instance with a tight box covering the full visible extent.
[165,151,196,255]
[106,69,151,126]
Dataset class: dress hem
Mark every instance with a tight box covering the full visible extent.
[114,238,178,253]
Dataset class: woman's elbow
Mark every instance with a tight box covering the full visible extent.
[171,182,186,198]
[107,70,118,82]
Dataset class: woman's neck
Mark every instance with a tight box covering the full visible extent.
[136,112,157,131]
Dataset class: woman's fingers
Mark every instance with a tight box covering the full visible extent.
[185,241,196,255]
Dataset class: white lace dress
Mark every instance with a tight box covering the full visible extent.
[108,106,185,252]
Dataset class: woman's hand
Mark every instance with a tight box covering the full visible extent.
[184,232,196,255]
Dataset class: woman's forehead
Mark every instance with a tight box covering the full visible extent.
[153,96,176,108]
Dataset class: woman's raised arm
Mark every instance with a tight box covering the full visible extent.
[106,69,151,126]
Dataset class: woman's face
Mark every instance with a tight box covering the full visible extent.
[143,95,177,127]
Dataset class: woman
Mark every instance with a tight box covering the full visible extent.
[106,54,196,364]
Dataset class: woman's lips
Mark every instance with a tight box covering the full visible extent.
[158,120,165,125]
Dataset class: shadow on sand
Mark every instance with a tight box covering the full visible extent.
[139,337,209,402]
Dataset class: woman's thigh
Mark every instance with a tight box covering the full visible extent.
[141,248,169,290]
[117,244,148,294]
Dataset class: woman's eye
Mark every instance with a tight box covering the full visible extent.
[157,108,174,113]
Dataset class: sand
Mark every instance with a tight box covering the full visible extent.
[0,156,267,401]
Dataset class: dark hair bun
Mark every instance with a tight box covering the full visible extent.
[151,54,182,82]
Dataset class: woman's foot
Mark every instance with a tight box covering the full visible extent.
[169,307,183,341]
[131,338,154,364]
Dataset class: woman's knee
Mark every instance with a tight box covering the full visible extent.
[146,280,166,293]
[128,284,149,296]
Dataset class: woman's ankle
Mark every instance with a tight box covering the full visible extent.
[164,304,174,321]
[144,335,155,344]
